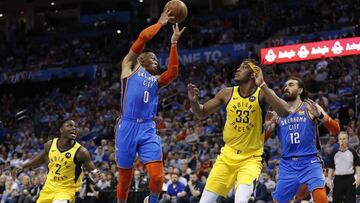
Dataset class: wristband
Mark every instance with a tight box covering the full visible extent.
[259,82,266,88]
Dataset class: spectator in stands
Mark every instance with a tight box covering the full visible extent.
[343,108,358,127]
[183,171,204,203]
[262,172,276,193]
[96,173,110,191]
[249,182,270,203]
[160,172,186,203]
[130,169,148,192]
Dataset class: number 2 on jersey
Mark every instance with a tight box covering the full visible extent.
[290,132,300,144]
[55,164,61,175]
[143,91,149,103]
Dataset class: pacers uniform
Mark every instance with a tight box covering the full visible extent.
[115,66,162,168]
[205,86,265,197]
[273,103,324,203]
[37,138,83,203]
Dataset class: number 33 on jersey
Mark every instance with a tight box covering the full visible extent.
[223,87,264,152]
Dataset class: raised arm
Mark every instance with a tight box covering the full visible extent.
[188,84,231,119]
[253,66,291,117]
[305,98,340,135]
[18,140,52,172]
[121,9,172,78]
[158,23,185,87]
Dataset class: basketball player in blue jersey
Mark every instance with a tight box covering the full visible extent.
[265,77,340,203]
[115,9,185,203]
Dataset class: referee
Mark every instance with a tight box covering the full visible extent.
[328,131,360,203]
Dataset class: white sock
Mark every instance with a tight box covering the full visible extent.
[53,200,69,203]
[199,189,219,203]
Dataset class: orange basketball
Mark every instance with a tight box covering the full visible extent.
[164,0,188,24]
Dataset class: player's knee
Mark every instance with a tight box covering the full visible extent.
[312,187,328,203]
[235,183,253,203]
[149,172,163,193]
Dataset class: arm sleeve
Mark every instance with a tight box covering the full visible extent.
[350,149,360,166]
[130,23,163,54]
[158,44,179,86]
[322,115,340,135]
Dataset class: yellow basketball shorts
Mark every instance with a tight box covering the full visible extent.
[36,185,76,203]
[204,144,263,197]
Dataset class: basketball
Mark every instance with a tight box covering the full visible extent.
[164,0,188,24]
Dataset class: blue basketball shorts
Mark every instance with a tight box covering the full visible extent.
[115,119,162,168]
[273,156,325,203]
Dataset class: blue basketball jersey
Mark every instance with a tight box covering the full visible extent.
[277,103,318,158]
[120,67,158,119]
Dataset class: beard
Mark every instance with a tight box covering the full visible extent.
[283,92,297,101]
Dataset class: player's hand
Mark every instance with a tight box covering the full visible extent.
[328,180,334,190]
[353,177,360,188]
[187,83,200,102]
[304,98,322,118]
[89,169,100,182]
[252,66,265,87]
[171,23,186,44]
[158,9,174,26]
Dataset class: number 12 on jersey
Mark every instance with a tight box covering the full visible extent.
[290,132,300,144]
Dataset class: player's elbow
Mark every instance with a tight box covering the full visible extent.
[332,123,341,135]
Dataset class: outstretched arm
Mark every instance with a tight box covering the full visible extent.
[253,66,291,117]
[158,23,185,87]
[77,147,97,172]
[188,84,231,119]
[18,140,52,172]
[77,147,100,180]
[121,9,172,78]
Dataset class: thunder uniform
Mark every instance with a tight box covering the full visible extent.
[115,66,162,168]
[205,86,265,197]
[37,138,83,203]
[273,103,324,203]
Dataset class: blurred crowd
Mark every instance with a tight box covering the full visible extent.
[1,0,360,75]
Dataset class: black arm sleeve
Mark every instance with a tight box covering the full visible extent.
[350,148,360,167]
[329,151,336,169]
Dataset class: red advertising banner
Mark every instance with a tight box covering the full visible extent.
[260,37,360,64]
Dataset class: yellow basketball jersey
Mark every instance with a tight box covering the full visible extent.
[45,138,83,191]
[223,86,264,152]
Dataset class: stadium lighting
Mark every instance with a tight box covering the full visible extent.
[0,14,3,17]
[51,2,55,6]
[139,0,143,2]
[116,29,121,34]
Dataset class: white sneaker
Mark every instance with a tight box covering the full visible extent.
[143,196,149,203]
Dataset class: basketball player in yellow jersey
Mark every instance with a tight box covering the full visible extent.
[188,59,291,203]
[17,119,100,203]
